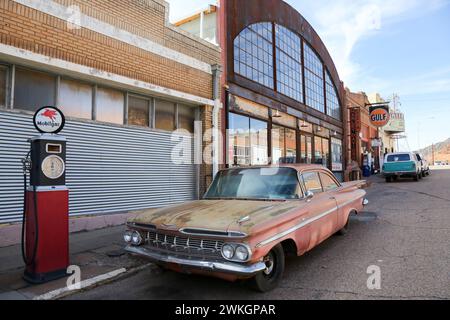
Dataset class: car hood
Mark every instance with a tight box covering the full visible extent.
[130,199,300,235]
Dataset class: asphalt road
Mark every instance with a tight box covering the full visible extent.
[66,170,450,300]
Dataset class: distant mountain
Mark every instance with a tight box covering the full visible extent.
[418,138,450,163]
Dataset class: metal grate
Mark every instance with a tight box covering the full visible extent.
[0,111,197,223]
[146,230,225,260]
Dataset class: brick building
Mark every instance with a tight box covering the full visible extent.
[344,89,380,177]
[0,0,221,223]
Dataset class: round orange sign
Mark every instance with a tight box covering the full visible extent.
[370,107,390,127]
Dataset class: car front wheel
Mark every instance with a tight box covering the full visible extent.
[251,244,285,292]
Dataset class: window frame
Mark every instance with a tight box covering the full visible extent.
[300,170,324,194]
[233,23,342,120]
[318,171,341,192]
[126,93,153,128]
[2,62,199,132]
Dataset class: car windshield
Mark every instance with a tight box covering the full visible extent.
[387,154,411,162]
[204,167,301,200]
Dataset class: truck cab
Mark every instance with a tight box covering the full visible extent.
[382,152,421,182]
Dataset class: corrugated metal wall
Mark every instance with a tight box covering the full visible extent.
[0,111,197,223]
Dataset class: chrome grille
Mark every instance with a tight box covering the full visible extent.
[145,230,225,260]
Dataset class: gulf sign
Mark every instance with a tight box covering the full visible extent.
[369,106,390,127]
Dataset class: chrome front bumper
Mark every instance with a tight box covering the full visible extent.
[125,245,266,276]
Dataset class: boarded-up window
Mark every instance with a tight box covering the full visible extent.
[59,78,93,119]
[14,68,55,112]
[155,99,175,131]
[128,95,150,127]
[177,104,196,133]
[96,87,124,124]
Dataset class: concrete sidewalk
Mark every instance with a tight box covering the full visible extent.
[0,212,139,248]
[0,224,153,300]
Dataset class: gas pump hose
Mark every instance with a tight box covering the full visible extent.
[21,153,39,267]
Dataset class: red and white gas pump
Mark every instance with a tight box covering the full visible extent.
[21,106,69,284]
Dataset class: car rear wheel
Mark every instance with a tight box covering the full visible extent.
[386,177,392,183]
[251,244,285,293]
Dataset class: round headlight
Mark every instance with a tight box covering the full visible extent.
[235,245,249,261]
[131,231,142,246]
[124,230,133,243]
[221,244,235,260]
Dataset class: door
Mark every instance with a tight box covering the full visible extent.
[318,171,345,231]
[301,171,338,250]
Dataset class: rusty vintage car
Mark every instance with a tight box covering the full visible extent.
[124,164,368,292]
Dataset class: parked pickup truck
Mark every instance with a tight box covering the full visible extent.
[383,152,422,182]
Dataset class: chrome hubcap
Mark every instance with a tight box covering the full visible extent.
[263,253,275,275]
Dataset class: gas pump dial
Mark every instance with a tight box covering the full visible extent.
[41,155,65,179]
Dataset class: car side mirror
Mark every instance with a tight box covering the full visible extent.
[305,191,314,202]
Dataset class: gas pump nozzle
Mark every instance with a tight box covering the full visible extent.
[21,152,32,175]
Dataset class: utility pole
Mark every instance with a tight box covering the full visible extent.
[432,143,435,165]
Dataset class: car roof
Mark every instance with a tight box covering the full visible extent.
[386,152,413,156]
[221,164,329,173]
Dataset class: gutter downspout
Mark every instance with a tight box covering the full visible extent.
[212,64,223,178]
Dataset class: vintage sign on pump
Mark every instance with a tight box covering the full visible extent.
[33,106,65,134]
[369,105,390,127]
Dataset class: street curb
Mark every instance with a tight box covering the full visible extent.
[33,262,157,300]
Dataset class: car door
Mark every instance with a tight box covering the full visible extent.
[301,170,339,251]
[318,171,345,231]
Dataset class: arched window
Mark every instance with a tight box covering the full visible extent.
[275,25,302,102]
[304,43,325,112]
[325,71,341,120]
[234,22,274,89]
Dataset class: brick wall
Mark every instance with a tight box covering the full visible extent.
[51,0,219,64]
[0,0,223,195]
[0,0,220,100]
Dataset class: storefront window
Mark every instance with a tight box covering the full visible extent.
[155,99,175,131]
[272,125,296,164]
[59,78,93,119]
[300,135,312,164]
[14,68,56,112]
[331,138,343,172]
[178,104,196,134]
[0,66,7,108]
[314,137,329,167]
[229,113,250,166]
[322,138,330,168]
[96,87,124,124]
[314,136,323,165]
[250,118,268,165]
[128,95,150,127]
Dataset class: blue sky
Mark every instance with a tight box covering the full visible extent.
[167,0,450,151]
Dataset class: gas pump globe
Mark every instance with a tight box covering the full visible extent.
[22,107,69,284]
